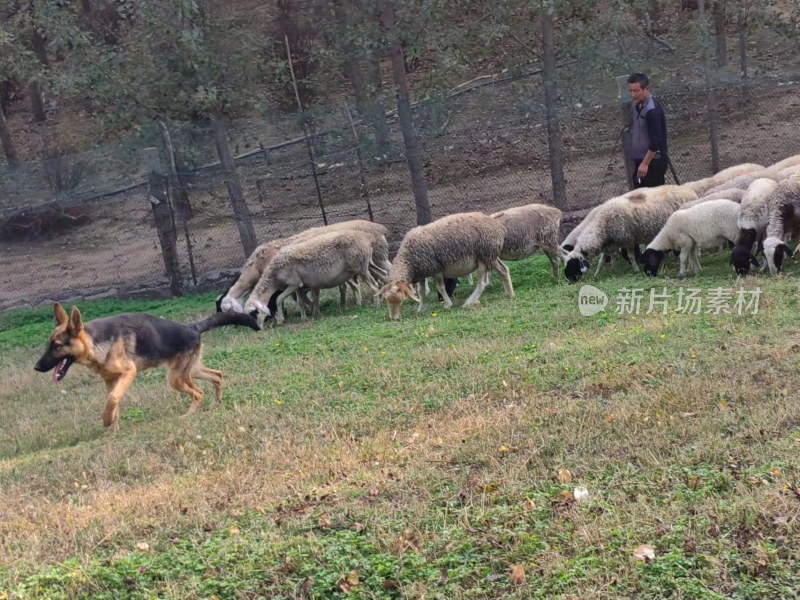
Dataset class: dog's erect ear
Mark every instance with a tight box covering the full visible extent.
[54,303,68,326]
[68,306,84,334]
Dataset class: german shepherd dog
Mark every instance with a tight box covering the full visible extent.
[34,303,260,432]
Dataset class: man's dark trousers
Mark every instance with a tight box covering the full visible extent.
[632,157,667,188]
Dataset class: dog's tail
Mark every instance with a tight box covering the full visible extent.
[190,311,261,334]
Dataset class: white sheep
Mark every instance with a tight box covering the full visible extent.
[376,212,514,320]
[491,203,563,277]
[244,230,382,326]
[730,178,781,275]
[219,219,390,314]
[760,175,800,274]
[562,185,698,282]
[642,199,741,278]
[682,163,764,197]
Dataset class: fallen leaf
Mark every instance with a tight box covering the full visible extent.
[346,570,360,586]
[510,564,526,585]
[382,580,399,590]
[523,498,536,511]
[136,542,150,552]
[228,526,240,536]
[686,474,701,490]
[498,445,510,454]
[573,486,589,503]
[353,522,365,533]
[718,401,729,411]
[300,577,313,598]
[318,515,332,529]
[634,544,656,563]
[557,469,572,484]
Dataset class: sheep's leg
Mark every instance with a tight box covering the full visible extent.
[678,245,692,279]
[462,264,490,307]
[434,274,453,309]
[310,289,322,318]
[467,273,474,285]
[275,287,298,324]
[594,252,606,277]
[691,245,702,274]
[338,284,348,310]
[544,249,560,278]
[416,282,427,313]
[624,247,639,273]
[493,259,514,299]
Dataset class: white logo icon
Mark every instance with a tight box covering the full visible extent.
[578,285,608,316]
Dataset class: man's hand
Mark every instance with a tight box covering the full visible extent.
[637,162,649,180]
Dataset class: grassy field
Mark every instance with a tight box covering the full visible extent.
[1,252,800,599]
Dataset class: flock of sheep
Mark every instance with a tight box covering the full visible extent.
[216,153,800,324]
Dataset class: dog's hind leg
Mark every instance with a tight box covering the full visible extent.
[194,364,223,403]
[169,352,205,416]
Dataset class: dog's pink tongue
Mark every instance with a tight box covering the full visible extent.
[53,359,66,384]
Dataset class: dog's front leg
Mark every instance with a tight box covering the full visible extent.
[102,367,137,433]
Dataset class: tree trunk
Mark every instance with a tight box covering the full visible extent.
[540,1,567,210]
[211,114,258,257]
[28,28,48,122]
[698,0,721,173]
[332,0,368,111]
[364,54,392,158]
[713,1,727,67]
[0,107,18,168]
[738,28,748,78]
[378,0,431,225]
[144,148,183,296]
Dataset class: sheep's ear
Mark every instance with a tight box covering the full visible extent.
[374,283,391,299]
[404,282,421,304]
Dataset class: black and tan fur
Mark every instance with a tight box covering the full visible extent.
[34,303,259,432]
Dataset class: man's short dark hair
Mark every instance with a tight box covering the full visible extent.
[628,73,649,88]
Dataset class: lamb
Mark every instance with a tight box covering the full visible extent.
[376,212,514,320]
[491,203,562,277]
[760,175,800,274]
[562,185,698,282]
[642,199,741,278]
[218,219,390,314]
[682,163,764,197]
[729,178,781,275]
[244,230,382,326]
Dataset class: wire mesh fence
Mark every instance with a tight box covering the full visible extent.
[1,75,798,312]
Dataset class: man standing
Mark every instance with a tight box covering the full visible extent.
[627,73,668,188]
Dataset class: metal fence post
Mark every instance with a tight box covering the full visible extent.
[616,75,635,190]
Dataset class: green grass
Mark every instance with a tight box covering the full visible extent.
[2,252,800,598]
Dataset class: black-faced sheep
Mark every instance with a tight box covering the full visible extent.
[642,199,741,277]
[730,178,780,275]
[562,185,698,283]
[377,212,513,320]
[760,175,800,274]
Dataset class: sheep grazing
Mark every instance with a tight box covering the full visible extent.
[377,212,514,320]
[760,175,800,274]
[730,178,781,275]
[218,219,390,314]
[244,230,382,326]
[491,203,562,277]
[642,199,741,278]
[682,163,764,197]
[562,185,698,283]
